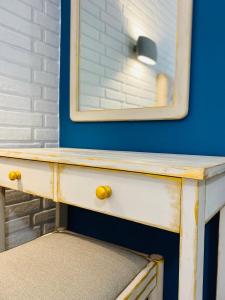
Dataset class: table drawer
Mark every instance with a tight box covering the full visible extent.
[58,165,181,233]
[0,158,54,199]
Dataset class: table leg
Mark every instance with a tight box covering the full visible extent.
[55,202,68,230]
[216,205,225,300]
[0,187,5,252]
[179,179,206,300]
[148,255,164,300]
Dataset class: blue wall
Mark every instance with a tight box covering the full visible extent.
[60,0,224,298]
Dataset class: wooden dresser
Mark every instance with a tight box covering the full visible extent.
[0,148,224,300]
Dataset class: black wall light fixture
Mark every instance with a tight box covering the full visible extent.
[134,36,157,66]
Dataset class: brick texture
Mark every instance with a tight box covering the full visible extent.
[0,0,60,148]
[79,0,177,111]
[5,226,41,249]
[4,190,56,250]
[0,0,60,250]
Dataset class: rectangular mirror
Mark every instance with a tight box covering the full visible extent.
[70,0,193,122]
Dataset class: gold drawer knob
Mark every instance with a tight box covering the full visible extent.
[96,185,112,200]
[8,171,21,181]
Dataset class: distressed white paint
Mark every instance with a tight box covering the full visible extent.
[179,179,206,300]
[216,205,225,300]
[0,148,225,179]
[205,173,225,222]
[0,148,225,299]
[70,0,193,121]
[58,165,181,232]
[0,158,54,199]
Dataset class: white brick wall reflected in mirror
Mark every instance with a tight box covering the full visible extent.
[79,0,177,111]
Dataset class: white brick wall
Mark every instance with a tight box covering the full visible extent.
[79,0,177,111]
[0,0,61,250]
[4,190,56,249]
[0,0,60,148]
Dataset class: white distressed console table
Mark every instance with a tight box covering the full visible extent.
[0,148,224,300]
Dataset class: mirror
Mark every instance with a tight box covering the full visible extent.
[70,0,193,122]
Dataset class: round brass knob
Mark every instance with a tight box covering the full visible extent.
[96,185,112,200]
[9,171,21,181]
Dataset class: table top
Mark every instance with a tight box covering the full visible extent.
[0,148,225,180]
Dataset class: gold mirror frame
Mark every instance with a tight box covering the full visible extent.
[70,0,193,122]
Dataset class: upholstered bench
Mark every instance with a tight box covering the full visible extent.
[0,231,163,300]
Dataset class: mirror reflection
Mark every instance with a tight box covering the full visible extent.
[78,0,177,112]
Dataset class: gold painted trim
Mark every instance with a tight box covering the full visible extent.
[0,157,54,199]
[123,264,157,300]
[58,163,182,185]
[135,275,157,300]
[179,179,206,300]
[59,197,180,233]
[0,149,216,180]
[149,254,164,263]
[56,164,181,233]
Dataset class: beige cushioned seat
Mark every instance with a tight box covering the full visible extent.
[0,231,149,300]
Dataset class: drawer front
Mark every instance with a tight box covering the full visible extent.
[0,158,54,199]
[58,166,181,233]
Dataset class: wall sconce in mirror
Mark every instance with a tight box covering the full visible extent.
[70,0,193,122]
[134,36,157,66]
